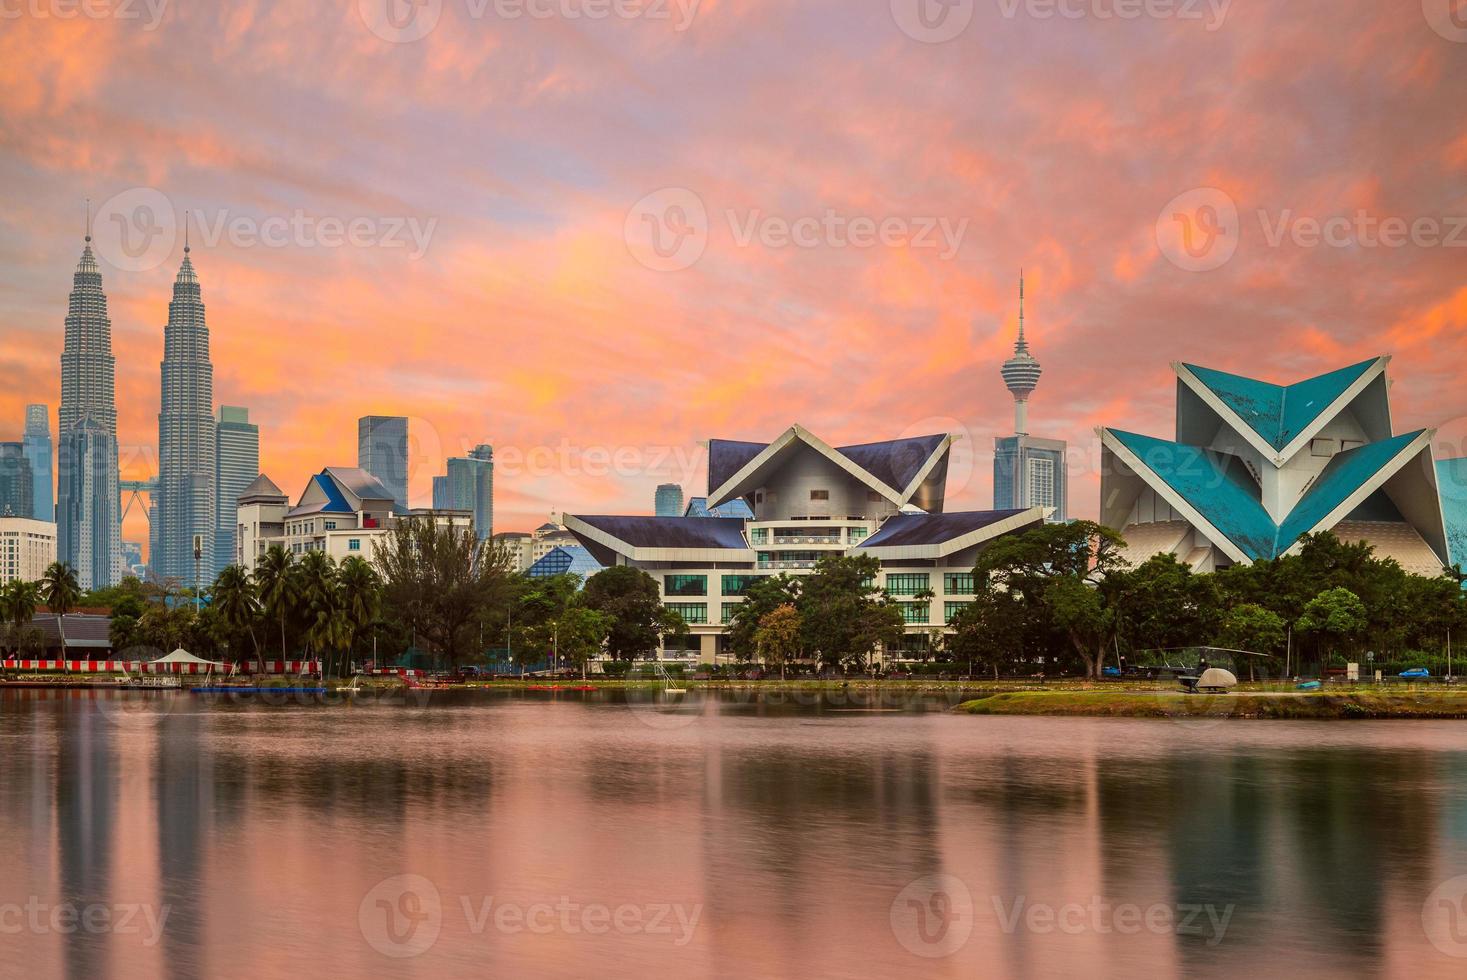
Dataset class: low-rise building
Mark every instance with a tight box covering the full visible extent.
[567,425,1048,663]
[0,516,57,582]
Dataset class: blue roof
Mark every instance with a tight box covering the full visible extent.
[837,435,947,491]
[1437,458,1467,573]
[527,546,603,582]
[1113,427,1427,561]
[857,510,1028,549]
[288,472,355,516]
[1276,431,1425,547]
[1184,358,1376,452]
[572,515,750,550]
[707,440,768,492]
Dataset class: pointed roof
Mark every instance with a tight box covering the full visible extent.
[706,426,952,510]
[238,473,287,505]
[1103,427,1438,563]
[1178,357,1383,455]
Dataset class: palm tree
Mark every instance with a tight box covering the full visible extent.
[298,551,342,674]
[0,580,36,657]
[254,545,297,661]
[40,562,81,668]
[337,556,382,677]
[213,565,264,672]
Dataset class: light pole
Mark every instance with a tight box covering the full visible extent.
[192,534,203,614]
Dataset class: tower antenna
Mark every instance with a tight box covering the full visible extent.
[85,198,91,243]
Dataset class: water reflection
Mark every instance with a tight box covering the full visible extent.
[1,689,1466,978]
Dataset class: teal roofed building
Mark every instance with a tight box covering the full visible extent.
[1099,356,1465,576]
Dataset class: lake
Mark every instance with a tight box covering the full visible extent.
[2,686,1467,979]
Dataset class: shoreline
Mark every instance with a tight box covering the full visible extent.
[957,690,1467,720]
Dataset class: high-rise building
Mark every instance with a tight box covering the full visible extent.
[358,416,409,511]
[23,405,53,521]
[155,242,217,586]
[214,406,260,576]
[57,231,123,589]
[995,273,1068,521]
[0,443,35,518]
[655,483,684,517]
[0,516,58,583]
[442,445,493,540]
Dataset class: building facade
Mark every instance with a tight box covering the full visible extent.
[995,274,1068,520]
[239,466,471,572]
[654,483,684,517]
[358,416,409,511]
[57,234,122,589]
[23,405,53,522]
[1100,356,1467,575]
[214,405,260,577]
[0,443,34,518]
[567,425,1048,662]
[155,245,217,586]
[0,516,56,583]
[440,446,493,540]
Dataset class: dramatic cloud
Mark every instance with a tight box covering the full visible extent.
[1,0,1463,545]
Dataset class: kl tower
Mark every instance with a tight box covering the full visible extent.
[994,272,1067,519]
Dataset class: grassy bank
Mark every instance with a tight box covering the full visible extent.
[957,689,1467,719]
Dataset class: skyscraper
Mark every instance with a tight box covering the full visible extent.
[443,445,493,540]
[57,231,123,589]
[0,443,34,518]
[655,483,684,517]
[214,405,259,576]
[995,273,1068,520]
[358,416,408,510]
[155,241,217,586]
[23,405,53,521]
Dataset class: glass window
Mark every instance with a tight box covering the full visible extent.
[944,601,972,623]
[664,603,708,625]
[1027,456,1055,508]
[749,527,768,544]
[664,574,708,597]
[325,521,337,530]
[722,574,765,596]
[898,601,929,624]
[348,539,361,551]
[810,489,829,501]
[944,572,975,595]
[848,526,868,542]
[885,573,930,596]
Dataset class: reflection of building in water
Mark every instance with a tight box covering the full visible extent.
[56,702,118,980]
[155,709,210,977]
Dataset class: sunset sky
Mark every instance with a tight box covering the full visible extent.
[1,0,1465,548]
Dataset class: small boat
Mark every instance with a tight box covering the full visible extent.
[1296,680,1323,691]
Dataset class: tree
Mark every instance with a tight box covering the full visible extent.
[0,580,39,657]
[298,551,346,672]
[1110,553,1218,659]
[797,555,904,672]
[724,574,801,661]
[1216,603,1286,657]
[254,545,298,659]
[581,564,686,661]
[337,556,382,676]
[374,518,515,669]
[212,565,263,670]
[974,521,1129,679]
[1296,587,1367,672]
[947,583,1028,678]
[40,562,81,665]
[755,603,801,680]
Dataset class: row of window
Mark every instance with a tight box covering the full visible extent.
[665,571,976,598]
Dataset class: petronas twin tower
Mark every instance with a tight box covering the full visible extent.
[58,229,216,589]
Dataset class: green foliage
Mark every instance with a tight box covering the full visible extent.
[754,603,801,679]
[724,574,801,660]
[1217,603,1286,655]
[796,554,904,671]
[582,564,686,660]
